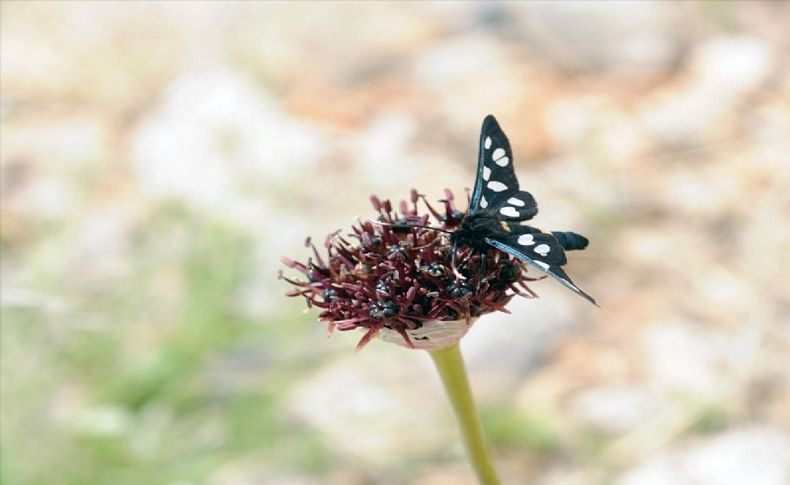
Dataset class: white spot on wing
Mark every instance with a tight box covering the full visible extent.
[484,136,492,149]
[518,234,534,246]
[486,181,508,192]
[499,206,519,217]
[534,244,550,256]
[495,156,510,167]
[507,197,525,207]
[480,197,488,208]
[492,148,506,160]
[483,166,491,181]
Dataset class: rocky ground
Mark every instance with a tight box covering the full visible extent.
[2,2,789,484]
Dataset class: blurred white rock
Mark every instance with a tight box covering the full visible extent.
[2,119,104,221]
[693,37,774,96]
[642,36,774,144]
[617,427,790,485]
[409,35,528,127]
[132,69,329,319]
[349,112,419,189]
[71,202,138,284]
[131,68,325,209]
[512,1,684,79]
[642,321,756,400]
[7,175,77,220]
[410,35,513,92]
[287,346,452,465]
[569,384,662,434]
[461,296,579,398]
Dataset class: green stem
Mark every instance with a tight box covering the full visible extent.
[429,343,500,485]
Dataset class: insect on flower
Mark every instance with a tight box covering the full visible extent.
[453,115,596,304]
[281,115,596,351]
[381,115,597,305]
[280,189,542,351]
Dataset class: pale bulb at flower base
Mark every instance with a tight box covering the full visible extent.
[377,318,479,351]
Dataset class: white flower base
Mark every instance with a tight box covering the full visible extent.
[377,318,478,350]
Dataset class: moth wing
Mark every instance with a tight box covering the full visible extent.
[487,190,538,221]
[484,233,597,305]
[470,115,537,220]
[551,231,589,251]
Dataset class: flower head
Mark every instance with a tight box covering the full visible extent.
[280,189,540,351]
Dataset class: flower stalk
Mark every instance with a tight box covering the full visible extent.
[429,343,500,485]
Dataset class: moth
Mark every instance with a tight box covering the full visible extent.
[449,115,597,305]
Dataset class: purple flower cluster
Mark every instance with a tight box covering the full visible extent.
[281,189,540,351]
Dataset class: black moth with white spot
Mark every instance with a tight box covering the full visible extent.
[450,115,597,305]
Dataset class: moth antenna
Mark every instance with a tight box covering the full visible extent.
[367,219,453,235]
[411,239,440,250]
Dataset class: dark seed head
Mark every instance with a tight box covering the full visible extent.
[375,279,390,295]
[426,262,446,278]
[446,281,473,298]
[369,301,399,320]
[387,245,408,261]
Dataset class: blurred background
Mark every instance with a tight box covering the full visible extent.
[2,2,789,484]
